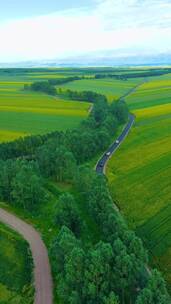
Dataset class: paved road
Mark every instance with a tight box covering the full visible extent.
[0,208,53,304]
[96,114,135,174]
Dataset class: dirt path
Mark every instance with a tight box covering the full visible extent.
[0,208,53,304]
[119,77,148,102]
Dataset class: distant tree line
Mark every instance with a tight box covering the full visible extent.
[24,76,83,96]
[48,76,81,85]
[2,67,171,77]
[23,67,171,99]
[94,69,171,80]
[95,74,128,80]
[57,88,108,103]
[24,81,57,95]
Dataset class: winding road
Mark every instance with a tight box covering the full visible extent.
[0,80,140,304]
[95,113,153,278]
[96,113,135,174]
[0,114,135,304]
[0,208,53,304]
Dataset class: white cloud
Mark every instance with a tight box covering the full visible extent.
[0,10,103,61]
[96,0,171,29]
[0,0,171,62]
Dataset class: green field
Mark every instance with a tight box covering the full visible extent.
[0,73,90,142]
[1,67,171,300]
[127,74,171,110]
[0,69,143,143]
[0,223,33,303]
[59,78,142,102]
[107,74,171,290]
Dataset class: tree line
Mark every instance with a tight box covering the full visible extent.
[25,79,109,104]
[24,76,83,96]
[0,89,170,303]
[0,97,127,209]
[56,88,108,103]
[0,93,126,161]
[0,159,46,211]
[23,68,171,100]
[50,168,170,303]
[94,69,171,80]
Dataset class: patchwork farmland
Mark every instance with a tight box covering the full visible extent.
[0,71,90,142]
[0,67,171,303]
[107,73,171,291]
[59,77,142,102]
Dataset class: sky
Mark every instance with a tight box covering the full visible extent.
[0,0,171,62]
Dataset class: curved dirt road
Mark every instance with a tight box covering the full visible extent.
[0,208,53,304]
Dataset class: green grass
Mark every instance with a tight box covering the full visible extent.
[0,70,142,142]
[127,78,171,110]
[0,111,87,139]
[59,78,142,102]
[0,76,90,142]
[0,222,33,303]
[107,74,171,291]
[1,68,171,300]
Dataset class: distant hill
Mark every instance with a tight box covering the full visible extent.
[0,51,171,68]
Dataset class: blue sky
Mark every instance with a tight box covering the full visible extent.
[0,0,171,62]
[0,0,94,20]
